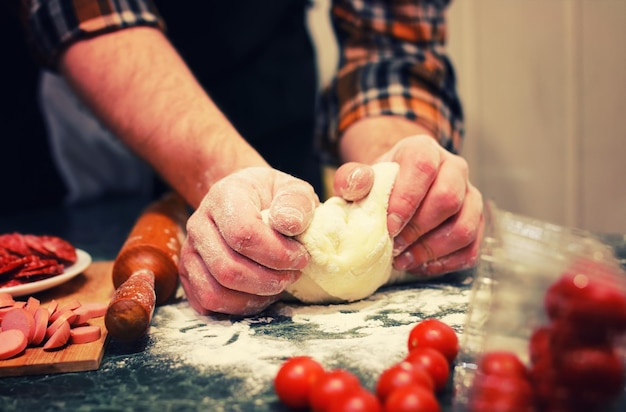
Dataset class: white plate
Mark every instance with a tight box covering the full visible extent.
[0,249,92,297]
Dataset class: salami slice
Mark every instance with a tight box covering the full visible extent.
[0,234,31,256]
[0,233,77,264]
[0,233,77,288]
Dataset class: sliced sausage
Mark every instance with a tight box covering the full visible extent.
[25,296,40,316]
[49,299,80,322]
[81,302,108,319]
[31,307,50,346]
[0,292,14,308]
[1,307,35,343]
[43,320,71,350]
[46,311,76,339]
[70,325,102,344]
[46,299,58,316]
[0,329,28,359]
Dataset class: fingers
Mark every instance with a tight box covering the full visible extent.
[333,162,375,201]
[178,167,318,316]
[394,185,484,275]
[385,136,442,237]
[207,169,312,270]
[179,217,302,315]
[179,242,282,316]
[392,154,469,256]
[186,214,301,296]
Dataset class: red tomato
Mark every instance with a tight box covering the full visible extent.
[274,356,325,409]
[557,346,625,399]
[383,384,441,412]
[549,319,611,349]
[469,374,533,409]
[469,394,535,412]
[403,347,450,392]
[327,388,382,412]
[375,361,435,402]
[407,319,459,363]
[529,326,552,365]
[309,369,362,412]
[476,351,528,379]
[531,360,601,412]
[545,264,626,333]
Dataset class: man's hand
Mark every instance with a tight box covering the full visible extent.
[334,135,484,276]
[178,167,319,315]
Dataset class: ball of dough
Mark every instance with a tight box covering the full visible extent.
[285,162,400,304]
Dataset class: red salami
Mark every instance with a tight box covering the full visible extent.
[0,233,77,288]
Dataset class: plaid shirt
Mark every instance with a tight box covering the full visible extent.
[23,0,462,159]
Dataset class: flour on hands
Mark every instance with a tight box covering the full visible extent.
[264,162,401,304]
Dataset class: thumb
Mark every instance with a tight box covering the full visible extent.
[333,162,375,201]
[267,184,318,237]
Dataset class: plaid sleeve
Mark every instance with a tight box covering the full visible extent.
[23,0,164,69]
[319,0,464,161]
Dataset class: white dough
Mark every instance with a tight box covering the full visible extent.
[285,162,400,304]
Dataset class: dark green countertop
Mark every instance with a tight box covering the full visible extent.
[1,196,625,412]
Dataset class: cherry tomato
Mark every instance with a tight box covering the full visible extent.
[557,346,625,399]
[476,351,528,379]
[529,326,552,365]
[403,347,450,392]
[383,384,441,412]
[407,319,459,363]
[469,394,534,412]
[469,373,533,409]
[375,361,435,402]
[531,357,603,412]
[545,264,626,333]
[309,368,362,412]
[327,388,382,412]
[274,356,325,409]
[549,319,611,350]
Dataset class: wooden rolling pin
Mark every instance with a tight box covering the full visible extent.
[105,192,189,342]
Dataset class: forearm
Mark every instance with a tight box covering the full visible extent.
[59,26,268,208]
[339,116,435,164]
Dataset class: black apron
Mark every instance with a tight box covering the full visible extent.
[153,1,323,195]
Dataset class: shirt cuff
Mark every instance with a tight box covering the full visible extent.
[24,0,164,69]
[336,57,464,153]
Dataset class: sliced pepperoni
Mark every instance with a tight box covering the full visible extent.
[0,329,28,359]
[0,233,31,256]
[40,236,77,264]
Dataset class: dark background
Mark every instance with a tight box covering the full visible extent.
[1,3,67,214]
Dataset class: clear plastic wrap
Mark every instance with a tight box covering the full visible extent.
[453,202,626,412]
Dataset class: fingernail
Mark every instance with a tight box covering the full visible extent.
[392,237,406,256]
[388,213,404,237]
[291,250,309,270]
[395,251,414,270]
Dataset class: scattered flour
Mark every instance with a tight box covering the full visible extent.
[144,281,471,393]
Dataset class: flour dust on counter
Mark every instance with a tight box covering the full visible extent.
[143,272,472,396]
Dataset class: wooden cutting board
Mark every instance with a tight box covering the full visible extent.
[0,261,115,377]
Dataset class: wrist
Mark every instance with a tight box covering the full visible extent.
[339,116,435,164]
